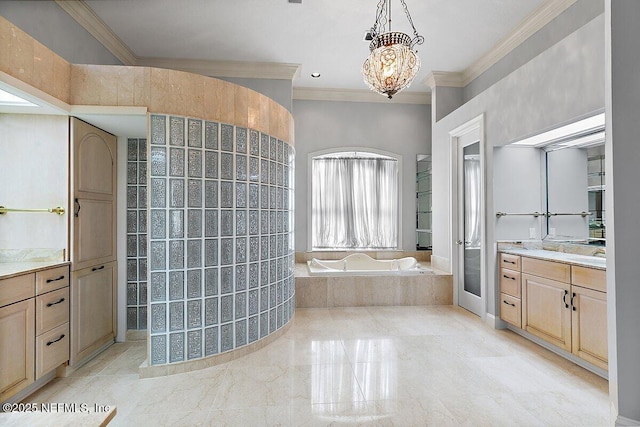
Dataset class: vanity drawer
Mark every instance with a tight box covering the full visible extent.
[500,269,521,298]
[500,253,521,271]
[522,257,570,283]
[572,266,606,293]
[500,293,521,328]
[36,287,69,336]
[36,322,69,379]
[36,265,70,295]
[0,273,35,308]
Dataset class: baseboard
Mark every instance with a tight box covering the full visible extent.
[616,415,640,426]
[126,329,147,341]
[484,313,508,329]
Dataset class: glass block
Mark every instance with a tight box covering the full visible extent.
[220,181,233,208]
[221,266,233,294]
[150,147,166,176]
[277,281,283,304]
[277,305,284,329]
[277,234,284,257]
[260,159,269,184]
[127,187,137,209]
[236,319,247,347]
[187,240,201,268]
[221,210,233,237]
[127,307,137,329]
[188,330,202,360]
[150,303,166,333]
[250,130,259,156]
[139,139,148,161]
[248,316,258,343]
[205,326,219,356]
[170,332,184,363]
[235,292,247,319]
[248,157,259,183]
[185,209,201,239]
[205,297,218,326]
[138,307,146,330]
[128,139,138,160]
[260,236,269,260]
[205,210,218,237]
[270,137,277,160]
[169,301,184,331]
[188,180,202,208]
[269,211,277,234]
[269,308,277,333]
[283,165,289,188]
[277,139,284,164]
[236,155,247,181]
[170,116,185,146]
[235,264,247,291]
[283,211,289,233]
[188,119,202,148]
[150,272,166,302]
[269,187,277,210]
[150,210,166,239]
[205,151,218,179]
[249,263,259,288]
[276,164,283,186]
[269,283,277,309]
[236,127,247,153]
[205,268,218,296]
[168,210,184,239]
[277,211,284,233]
[169,271,184,300]
[151,115,166,146]
[139,259,147,281]
[259,133,268,158]
[127,282,138,306]
[150,242,166,271]
[188,150,202,178]
[138,186,147,209]
[139,282,147,306]
[169,147,185,177]
[221,153,233,180]
[221,124,234,152]
[260,261,269,287]
[169,240,184,270]
[221,238,233,265]
[249,211,259,236]
[205,121,218,150]
[205,239,218,267]
[139,234,147,257]
[150,178,166,208]
[139,210,147,233]
[187,299,202,329]
[269,161,276,186]
[151,335,167,365]
[260,312,268,338]
[127,235,137,258]
[169,179,184,208]
[205,180,219,208]
[127,210,137,233]
[248,290,259,316]
[277,187,284,210]
[270,257,277,283]
[221,323,233,352]
[128,162,138,185]
[234,184,246,210]
[236,211,247,236]
[221,295,233,323]
[260,190,269,217]
[187,269,202,298]
[248,184,259,209]
[249,237,260,263]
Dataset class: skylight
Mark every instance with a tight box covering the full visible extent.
[511,113,605,148]
[0,88,37,107]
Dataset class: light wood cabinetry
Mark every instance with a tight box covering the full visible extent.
[0,299,35,401]
[571,285,607,370]
[499,253,522,328]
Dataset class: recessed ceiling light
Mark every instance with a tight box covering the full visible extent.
[311,73,321,78]
[0,88,37,107]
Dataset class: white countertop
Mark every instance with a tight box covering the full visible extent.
[0,261,70,280]
[499,249,606,270]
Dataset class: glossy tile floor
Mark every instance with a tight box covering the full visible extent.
[28,306,609,426]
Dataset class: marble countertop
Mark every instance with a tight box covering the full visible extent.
[499,248,606,270]
[0,261,71,280]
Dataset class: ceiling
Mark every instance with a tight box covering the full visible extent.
[81,0,547,93]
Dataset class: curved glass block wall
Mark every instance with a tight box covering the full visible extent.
[148,114,295,365]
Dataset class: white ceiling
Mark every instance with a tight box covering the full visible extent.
[84,0,546,93]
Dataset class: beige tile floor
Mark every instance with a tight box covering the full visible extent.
[26,306,609,426]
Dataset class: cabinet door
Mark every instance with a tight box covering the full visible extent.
[0,299,35,401]
[522,273,572,351]
[572,286,608,370]
[70,262,116,366]
[70,117,117,270]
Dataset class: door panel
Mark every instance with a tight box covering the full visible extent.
[572,286,607,370]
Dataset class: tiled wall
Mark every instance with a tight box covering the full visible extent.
[147,114,295,365]
[126,138,148,330]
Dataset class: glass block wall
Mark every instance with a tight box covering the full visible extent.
[147,114,295,365]
[126,138,148,330]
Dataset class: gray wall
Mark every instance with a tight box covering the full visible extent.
[293,100,431,252]
[219,77,293,113]
[0,0,121,65]
[431,13,604,316]
[463,0,604,101]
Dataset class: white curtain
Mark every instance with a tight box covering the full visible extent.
[312,157,398,249]
[464,154,481,248]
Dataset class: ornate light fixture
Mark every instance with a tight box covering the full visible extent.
[362,0,424,99]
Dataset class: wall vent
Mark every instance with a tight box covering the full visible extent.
[289,0,302,3]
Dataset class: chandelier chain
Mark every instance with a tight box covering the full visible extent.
[400,0,424,47]
[371,0,388,36]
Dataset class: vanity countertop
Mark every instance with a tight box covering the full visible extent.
[499,248,606,270]
[0,260,71,280]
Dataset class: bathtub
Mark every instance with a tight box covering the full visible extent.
[306,253,433,276]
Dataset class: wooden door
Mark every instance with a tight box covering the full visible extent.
[572,286,608,370]
[70,261,116,366]
[0,299,35,401]
[70,118,117,270]
[522,273,572,351]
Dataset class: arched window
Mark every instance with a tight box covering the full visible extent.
[310,150,399,250]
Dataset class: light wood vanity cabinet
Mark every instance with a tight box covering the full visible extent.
[499,254,522,327]
[0,298,35,401]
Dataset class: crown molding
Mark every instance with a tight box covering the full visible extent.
[55,0,137,65]
[462,0,577,85]
[423,71,465,90]
[136,57,301,81]
[293,87,431,105]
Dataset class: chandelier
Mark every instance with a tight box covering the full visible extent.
[362,0,424,99]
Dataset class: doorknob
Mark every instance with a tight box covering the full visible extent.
[456,240,463,245]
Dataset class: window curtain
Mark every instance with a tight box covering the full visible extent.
[464,154,481,248]
[312,157,398,249]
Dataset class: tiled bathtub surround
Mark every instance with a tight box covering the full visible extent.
[148,114,295,366]
[126,138,149,330]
